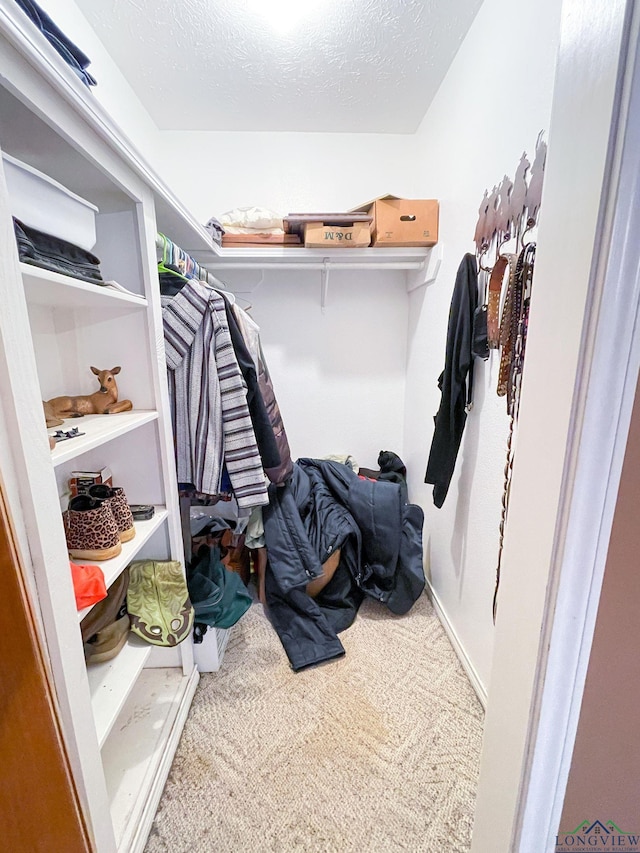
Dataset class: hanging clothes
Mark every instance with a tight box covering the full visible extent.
[231,303,294,486]
[221,296,282,471]
[424,253,478,508]
[162,279,268,509]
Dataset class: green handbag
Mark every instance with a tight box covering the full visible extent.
[188,545,252,630]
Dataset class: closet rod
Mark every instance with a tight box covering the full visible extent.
[208,262,425,271]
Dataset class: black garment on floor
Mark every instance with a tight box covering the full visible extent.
[222,297,281,471]
[425,253,478,508]
[13,0,96,87]
[263,459,425,671]
[359,450,410,504]
[13,218,103,284]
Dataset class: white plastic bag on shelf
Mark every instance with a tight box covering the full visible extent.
[220,206,284,232]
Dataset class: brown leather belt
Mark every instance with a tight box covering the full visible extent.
[497,253,520,398]
[487,254,515,348]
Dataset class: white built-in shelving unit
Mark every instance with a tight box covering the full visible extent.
[0,2,205,850]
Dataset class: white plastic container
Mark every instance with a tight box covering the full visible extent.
[2,153,99,251]
[192,626,231,673]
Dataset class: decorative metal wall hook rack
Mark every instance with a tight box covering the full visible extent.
[473,131,547,263]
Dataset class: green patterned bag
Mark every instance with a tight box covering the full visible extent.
[127,560,194,646]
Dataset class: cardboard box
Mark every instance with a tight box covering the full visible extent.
[69,466,112,497]
[303,221,371,248]
[285,213,372,236]
[351,195,439,247]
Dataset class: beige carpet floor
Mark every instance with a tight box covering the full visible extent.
[145,592,484,853]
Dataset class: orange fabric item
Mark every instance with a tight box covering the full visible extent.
[69,561,107,610]
[306,548,341,598]
[220,529,251,585]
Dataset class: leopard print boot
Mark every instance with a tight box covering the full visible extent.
[63,495,122,561]
[87,484,136,543]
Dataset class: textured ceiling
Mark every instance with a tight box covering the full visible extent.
[74,0,483,133]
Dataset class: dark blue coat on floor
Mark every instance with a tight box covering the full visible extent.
[263,458,425,671]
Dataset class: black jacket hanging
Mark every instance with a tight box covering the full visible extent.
[222,298,282,471]
[425,253,478,507]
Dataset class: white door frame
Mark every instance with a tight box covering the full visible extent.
[472,1,639,850]
[517,3,640,847]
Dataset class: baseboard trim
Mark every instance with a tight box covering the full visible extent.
[425,580,488,709]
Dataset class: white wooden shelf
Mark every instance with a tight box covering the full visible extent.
[212,245,429,261]
[77,506,169,622]
[194,243,431,269]
[188,244,443,308]
[88,635,152,748]
[21,263,147,309]
[102,666,199,853]
[50,411,158,466]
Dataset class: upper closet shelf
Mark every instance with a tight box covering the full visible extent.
[196,243,432,268]
[180,243,444,310]
[196,244,444,308]
[0,1,212,249]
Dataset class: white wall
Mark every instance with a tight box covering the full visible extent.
[403,0,563,691]
[230,269,409,467]
[154,130,419,223]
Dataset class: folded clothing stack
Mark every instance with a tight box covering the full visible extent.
[13,0,97,88]
[220,206,301,246]
[14,218,104,284]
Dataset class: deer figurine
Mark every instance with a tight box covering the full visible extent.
[43,366,133,427]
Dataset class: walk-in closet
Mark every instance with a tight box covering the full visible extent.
[2,0,640,851]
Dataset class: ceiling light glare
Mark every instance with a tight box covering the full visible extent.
[246,0,319,36]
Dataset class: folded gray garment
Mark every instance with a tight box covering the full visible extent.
[13,218,104,284]
[190,515,232,537]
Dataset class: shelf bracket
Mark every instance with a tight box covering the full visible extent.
[406,242,444,293]
[320,258,330,312]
